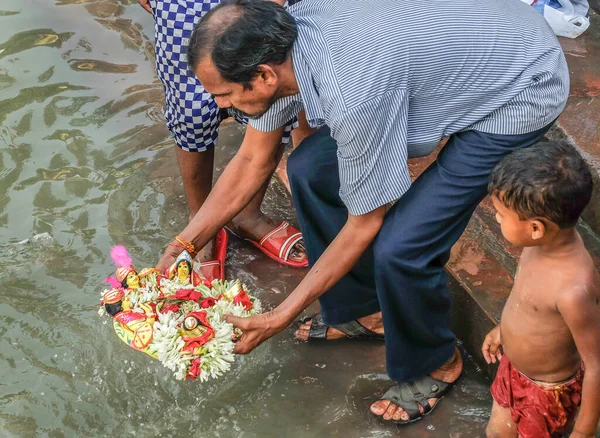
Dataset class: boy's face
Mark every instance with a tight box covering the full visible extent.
[491,195,545,246]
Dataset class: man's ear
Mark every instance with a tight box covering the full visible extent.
[530,219,546,240]
[256,64,278,86]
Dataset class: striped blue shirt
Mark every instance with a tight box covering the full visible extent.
[250,0,569,215]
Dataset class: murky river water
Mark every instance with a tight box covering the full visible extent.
[0,1,492,436]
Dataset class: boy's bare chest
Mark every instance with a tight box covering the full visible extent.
[505,261,561,317]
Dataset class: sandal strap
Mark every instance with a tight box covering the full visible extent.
[259,221,288,246]
[381,385,422,419]
[307,314,329,339]
[301,314,384,340]
[332,320,383,339]
[279,232,303,262]
[257,221,305,262]
[380,376,451,421]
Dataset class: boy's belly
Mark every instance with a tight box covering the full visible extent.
[500,309,581,383]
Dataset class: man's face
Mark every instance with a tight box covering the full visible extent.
[195,57,278,119]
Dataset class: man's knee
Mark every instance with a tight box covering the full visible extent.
[373,230,426,274]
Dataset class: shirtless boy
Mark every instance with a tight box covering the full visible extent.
[482,141,600,438]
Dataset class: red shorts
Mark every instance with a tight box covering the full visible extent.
[490,355,584,438]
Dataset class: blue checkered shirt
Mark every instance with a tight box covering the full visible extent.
[250,0,569,215]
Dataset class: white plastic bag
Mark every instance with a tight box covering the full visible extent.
[521,0,590,38]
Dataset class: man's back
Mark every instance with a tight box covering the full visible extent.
[290,0,569,154]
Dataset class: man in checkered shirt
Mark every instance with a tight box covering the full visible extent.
[136,0,309,272]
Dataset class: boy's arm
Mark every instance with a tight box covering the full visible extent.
[558,282,600,437]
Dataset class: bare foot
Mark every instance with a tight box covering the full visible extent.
[228,212,307,264]
[295,312,385,340]
[370,347,463,422]
[194,238,216,263]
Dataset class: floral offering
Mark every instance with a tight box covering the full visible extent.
[99,246,261,381]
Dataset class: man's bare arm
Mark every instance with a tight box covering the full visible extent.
[227,205,386,353]
[156,125,286,271]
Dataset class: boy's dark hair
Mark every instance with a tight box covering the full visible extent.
[188,0,297,89]
[488,141,593,228]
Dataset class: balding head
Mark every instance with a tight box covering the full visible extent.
[188,0,297,88]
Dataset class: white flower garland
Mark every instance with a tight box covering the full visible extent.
[100,277,261,381]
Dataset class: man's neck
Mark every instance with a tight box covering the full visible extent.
[272,55,300,98]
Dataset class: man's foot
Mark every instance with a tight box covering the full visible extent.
[295,312,385,340]
[195,238,216,262]
[370,347,463,422]
[228,212,307,265]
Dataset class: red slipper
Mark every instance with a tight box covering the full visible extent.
[196,228,228,281]
[229,221,308,268]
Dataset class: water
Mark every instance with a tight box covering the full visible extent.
[0,1,492,436]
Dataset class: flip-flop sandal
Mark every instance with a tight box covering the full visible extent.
[376,375,458,424]
[196,228,228,281]
[299,314,385,340]
[227,221,308,268]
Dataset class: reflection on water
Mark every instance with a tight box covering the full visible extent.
[0,29,74,59]
[0,1,492,436]
[68,59,137,74]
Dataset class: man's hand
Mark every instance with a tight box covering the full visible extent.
[138,0,152,14]
[156,244,180,272]
[225,206,386,355]
[225,312,288,354]
[482,325,503,364]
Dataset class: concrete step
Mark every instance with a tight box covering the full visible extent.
[554,9,600,236]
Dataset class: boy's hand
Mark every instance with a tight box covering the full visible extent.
[138,0,152,14]
[569,432,594,438]
[482,325,503,364]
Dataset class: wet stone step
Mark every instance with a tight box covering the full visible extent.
[555,10,600,236]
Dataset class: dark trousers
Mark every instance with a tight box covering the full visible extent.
[287,124,552,382]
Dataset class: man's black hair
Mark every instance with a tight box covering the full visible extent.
[188,0,297,88]
[488,141,593,228]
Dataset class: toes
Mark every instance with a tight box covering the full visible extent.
[371,400,411,422]
[370,400,390,416]
[295,328,310,341]
[289,249,307,263]
[382,404,397,421]
[289,241,307,262]
[392,407,407,421]
[427,398,437,411]
[299,322,312,331]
